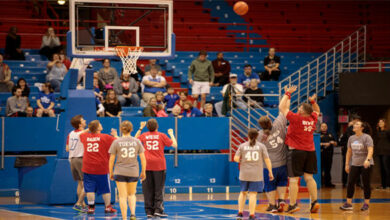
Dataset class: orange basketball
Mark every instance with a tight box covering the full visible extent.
[233,1,249,16]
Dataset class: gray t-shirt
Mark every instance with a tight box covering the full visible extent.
[236,141,269,182]
[258,113,287,168]
[347,134,374,166]
[109,136,145,177]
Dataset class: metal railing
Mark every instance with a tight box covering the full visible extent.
[278,26,366,112]
[229,94,278,161]
[339,61,390,72]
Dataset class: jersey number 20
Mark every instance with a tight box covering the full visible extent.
[245,151,259,161]
[87,143,99,152]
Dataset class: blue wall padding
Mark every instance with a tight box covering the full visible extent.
[4,117,60,152]
[85,69,94,90]
[298,134,321,188]
[177,117,230,150]
[0,157,18,189]
[318,93,338,138]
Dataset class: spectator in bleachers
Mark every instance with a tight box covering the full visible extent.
[59,51,71,69]
[243,79,264,107]
[4,27,25,60]
[46,54,67,92]
[25,106,35,117]
[144,59,162,76]
[36,82,55,117]
[103,90,122,117]
[93,72,105,92]
[155,91,165,106]
[238,64,260,89]
[188,50,214,110]
[98,59,119,90]
[12,78,30,97]
[6,87,28,117]
[168,105,182,118]
[212,52,230,87]
[93,77,104,102]
[143,97,157,117]
[174,91,190,113]
[142,65,166,103]
[164,87,179,113]
[262,48,281,81]
[114,72,140,107]
[156,104,168,117]
[39,27,62,60]
[215,73,247,117]
[202,103,216,117]
[181,101,202,118]
[0,54,14,92]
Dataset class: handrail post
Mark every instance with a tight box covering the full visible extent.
[1,117,4,169]
[307,65,310,100]
[332,48,336,89]
[364,25,367,62]
[341,41,344,72]
[324,53,328,96]
[174,117,178,167]
[297,70,301,107]
[316,59,319,96]
[348,36,352,72]
[356,31,359,69]
[379,62,382,72]
[229,117,232,162]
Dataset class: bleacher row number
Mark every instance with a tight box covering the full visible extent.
[174,179,181,184]
[209,178,216,183]
[207,187,213,193]
[170,188,177,194]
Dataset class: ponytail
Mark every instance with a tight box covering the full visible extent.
[248,128,259,147]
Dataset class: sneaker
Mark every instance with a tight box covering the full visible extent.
[277,199,286,212]
[146,214,154,218]
[266,204,278,213]
[249,215,256,220]
[340,202,353,211]
[104,205,117,213]
[154,212,168,217]
[73,204,87,213]
[310,200,320,213]
[360,203,369,211]
[130,215,137,220]
[87,206,95,215]
[236,212,243,220]
[286,204,300,213]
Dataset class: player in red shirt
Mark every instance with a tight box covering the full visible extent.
[135,119,177,218]
[279,85,320,214]
[79,120,117,215]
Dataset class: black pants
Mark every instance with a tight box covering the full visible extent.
[342,147,348,186]
[261,70,281,81]
[39,45,62,60]
[347,166,372,199]
[321,147,333,185]
[378,155,390,188]
[142,170,166,215]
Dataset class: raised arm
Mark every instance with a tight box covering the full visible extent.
[134,121,146,138]
[308,94,320,115]
[168,129,178,148]
[279,85,297,116]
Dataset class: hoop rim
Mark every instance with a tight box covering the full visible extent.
[115,46,144,56]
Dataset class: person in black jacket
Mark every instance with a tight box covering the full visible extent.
[339,114,361,187]
[375,118,390,189]
[243,79,264,107]
[320,122,337,187]
[4,27,25,60]
[261,48,280,81]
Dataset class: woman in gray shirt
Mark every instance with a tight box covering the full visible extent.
[234,128,273,220]
[340,121,374,211]
[109,121,146,220]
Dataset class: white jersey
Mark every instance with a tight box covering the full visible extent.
[67,130,84,158]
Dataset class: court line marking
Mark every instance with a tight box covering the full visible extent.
[0,208,62,220]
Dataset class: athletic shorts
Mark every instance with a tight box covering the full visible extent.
[192,81,210,95]
[70,157,83,181]
[114,175,139,183]
[240,180,264,192]
[84,173,111,195]
[263,165,288,192]
[287,148,317,177]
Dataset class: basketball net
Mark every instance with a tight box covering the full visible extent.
[115,46,144,75]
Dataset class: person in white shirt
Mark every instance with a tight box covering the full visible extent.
[65,115,88,212]
[39,27,62,60]
[214,73,247,117]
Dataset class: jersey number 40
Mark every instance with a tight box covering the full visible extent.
[245,151,259,161]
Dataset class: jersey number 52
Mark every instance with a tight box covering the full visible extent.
[146,140,159,150]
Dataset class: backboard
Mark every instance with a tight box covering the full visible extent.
[68,0,174,59]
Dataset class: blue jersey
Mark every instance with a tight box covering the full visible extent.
[38,92,55,109]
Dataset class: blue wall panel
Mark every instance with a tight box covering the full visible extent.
[177,117,229,150]
[0,157,18,190]
[4,118,60,152]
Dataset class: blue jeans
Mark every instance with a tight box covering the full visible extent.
[117,94,140,107]
[49,79,62,92]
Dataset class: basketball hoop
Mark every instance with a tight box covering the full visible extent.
[115,46,143,75]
